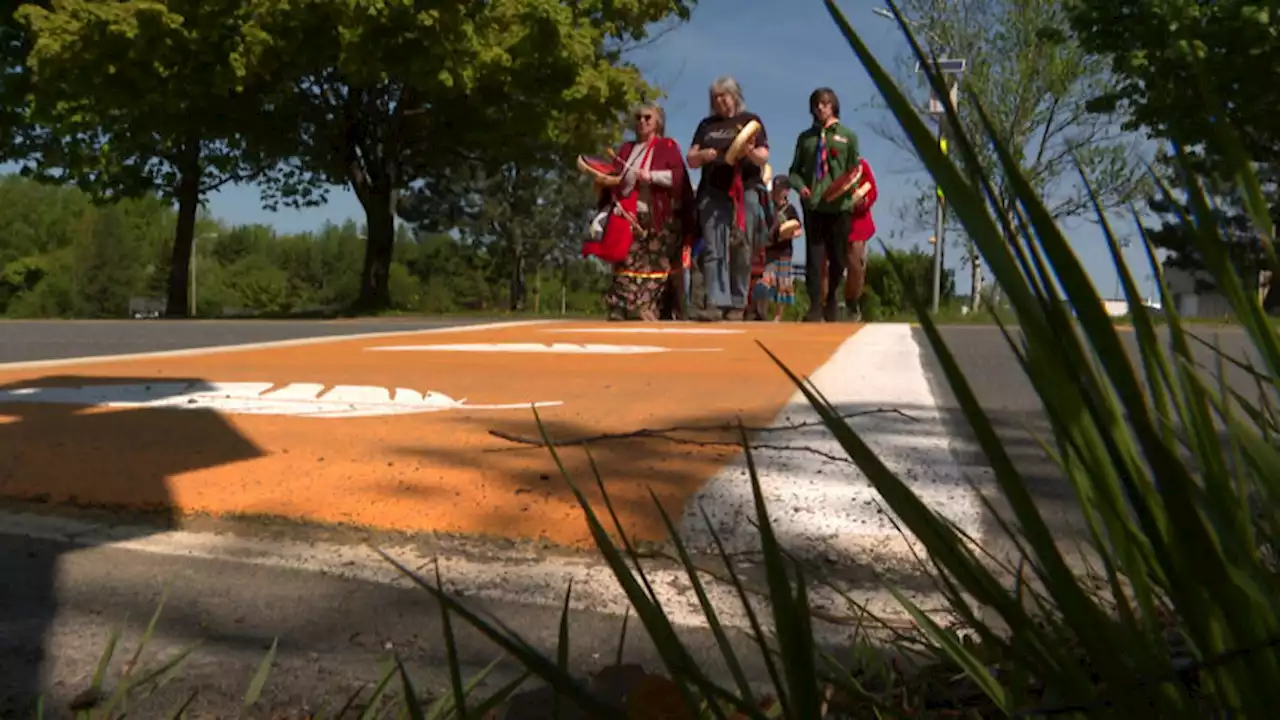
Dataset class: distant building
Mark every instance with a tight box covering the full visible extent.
[1101,299,1131,318]
[1161,261,1235,319]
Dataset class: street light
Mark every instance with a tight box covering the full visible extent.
[873,6,966,313]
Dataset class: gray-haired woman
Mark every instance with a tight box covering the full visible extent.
[686,76,770,321]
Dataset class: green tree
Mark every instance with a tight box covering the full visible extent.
[73,205,142,317]
[1068,0,1279,164]
[401,231,494,312]
[863,247,956,318]
[0,2,43,159]
[255,0,693,311]
[873,0,1149,307]
[400,160,599,311]
[0,173,92,265]
[1144,156,1277,307]
[4,248,72,317]
[16,0,306,317]
[211,224,274,269]
[1069,0,1279,308]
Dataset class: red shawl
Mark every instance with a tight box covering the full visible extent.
[849,158,879,243]
[583,137,696,265]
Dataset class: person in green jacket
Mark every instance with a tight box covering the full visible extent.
[787,87,860,322]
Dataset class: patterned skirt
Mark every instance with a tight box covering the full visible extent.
[761,256,795,304]
[603,212,675,320]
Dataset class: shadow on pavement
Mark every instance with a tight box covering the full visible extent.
[0,375,265,716]
[0,375,786,717]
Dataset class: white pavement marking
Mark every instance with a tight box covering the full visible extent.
[0,381,562,418]
[541,327,746,335]
[679,323,989,565]
[0,510,931,638]
[367,342,722,355]
[0,319,554,371]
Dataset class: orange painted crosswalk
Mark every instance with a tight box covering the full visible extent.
[0,321,862,547]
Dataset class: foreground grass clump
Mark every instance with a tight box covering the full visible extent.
[384,0,1280,716]
[40,0,1280,716]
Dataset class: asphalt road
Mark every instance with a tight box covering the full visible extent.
[1,319,1262,407]
[915,323,1268,591]
[923,323,1264,414]
[0,318,504,365]
[0,532,780,719]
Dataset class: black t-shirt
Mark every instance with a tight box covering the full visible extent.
[769,202,800,259]
[690,112,769,196]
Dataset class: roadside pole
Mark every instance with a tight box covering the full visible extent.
[931,124,948,313]
[924,68,963,313]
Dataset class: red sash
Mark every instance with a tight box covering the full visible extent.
[730,172,746,231]
[583,142,656,264]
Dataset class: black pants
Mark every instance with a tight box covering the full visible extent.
[804,210,852,318]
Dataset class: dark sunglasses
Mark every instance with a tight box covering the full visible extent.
[635,113,654,121]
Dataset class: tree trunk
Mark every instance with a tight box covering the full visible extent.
[509,242,527,312]
[561,260,569,315]
[533,267,541,314]
[969,257,983,313]
[166,140,201,318]
[357,186,397,311]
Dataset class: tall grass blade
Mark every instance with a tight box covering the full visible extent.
[426,656,505,719]
[242,637,278,709]
[614,607,630,667]
[736,423,821,719]
[398,658,427,720]
[84,625,120,713]
[100,642,201,718]
[356,664,398,720]
[696,502,790,713]
[376,548,619,718]
[462,670,533,720]
[526,409,739,717]
[553,581,572,720]
[435,562,467,719]
[124,588,170,683]
[167,689,198,719]
[335,682,369,719]
[648,488,759,711]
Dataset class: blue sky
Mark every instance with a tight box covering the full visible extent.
[5,0,1158,300]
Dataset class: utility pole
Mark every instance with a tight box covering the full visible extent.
[874,7,965,313]
[931,129,949,313]
[922,65,964,313]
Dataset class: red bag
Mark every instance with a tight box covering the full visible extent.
[583,196,638,264]
[849,158,879,243]
[582,141,656,264]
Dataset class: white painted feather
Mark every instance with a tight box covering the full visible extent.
[0,382,561,418]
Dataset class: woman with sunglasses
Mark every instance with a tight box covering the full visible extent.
[596,103,696,321]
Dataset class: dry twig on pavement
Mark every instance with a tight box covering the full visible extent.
[485,407,919,465]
